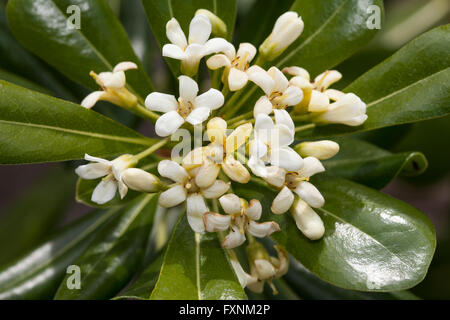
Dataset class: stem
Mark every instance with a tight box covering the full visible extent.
[134,103,160,122]
[295,123,316,133]
[291,114,313,123]
[224,85,258,119]
[222,83,230,97]
[227,111,254,125]
[134,138,170,161]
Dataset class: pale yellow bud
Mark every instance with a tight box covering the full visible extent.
[121,168,161,193]
[295,140,340,160]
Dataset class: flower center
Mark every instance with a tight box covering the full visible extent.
[269,91,288,109]
[177,98,194,118]
[184,177,199,193]
[231,52,250,71]
[285,172,309,190]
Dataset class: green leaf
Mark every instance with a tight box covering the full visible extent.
[7,0,153,102]
[285,258,420,300]
[273,0,384,75]
[234,176,436,292]
[297,25,450,139]
[0,81,156,164]
[54,194,158,300]
[0,167,75,265]
[0,68,51,95]
[150,215,247,300]
[141,0,237,75]
[0,209,117,299]
[323,138,428,189]
[113,252,164,300]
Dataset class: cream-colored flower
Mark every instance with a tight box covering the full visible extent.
[182,117,252,189]
[295,140,340,160]
[245,242,289,294]
[121,168,161,193]
[81,62,138,109]
[248,111,303,178]
[145,76,224,137]
[157,160,230,233]
[162,14,234,76]
[249,66,303,117]
[259,11,304,61]
[75,154,137,205]
[203,194,280,248]
[207,43,258,91]
[317,93,368,126]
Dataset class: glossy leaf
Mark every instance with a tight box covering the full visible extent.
[54,194,158,300]
[273,0,384,75]
[113,253,164,300]
[234,176,436,291]
[0,81,156,164]
[297,25,450,139]
[322,138,428,189]
[7,0,153,102]
[285,258,420,300]
[150,215,247,300]
[0,68,51,95]
[0,167,75,265]
[0,209,117,299]
[141,0,237,75]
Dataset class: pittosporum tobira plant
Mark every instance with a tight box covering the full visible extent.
[0,0,448,300]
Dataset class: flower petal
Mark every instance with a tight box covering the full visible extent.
[185,107,211,125]
[166,18,187,48]
[219,193,242,214]
[282,66,310,79]
[254,113,275,143]
[297,156,325,178]
[182,147,206,170]
[103,71,126,88]
[195,88,224,110]
[271,146,303,172]
[282,85,303,106]
[113,61,138,73]
[81,91,105,109]
[159,184,187,208]
[162,43,186,60]
[248,70,275,96]
[314,70,342,91]
[293,181,325,208]
[222,154,250,184]
[195,160,221,189]
[75,163,111,180]
[268,66,289,93]
[84,154,110,164]
[206,117,227,145]
[291,198,325,240]
[201,180,230,199]
[145,92,178,113]
[254,259,277,280]
[155,111,185,137]
[237,42,257,63]
[222,225,246,249]
[204,38,235,58]
[274,109,295,134]
[253,96,273,118]
[207,54,231,70]
[244,199,262,220]
[248,221,280,238]
[309,90,330,112]
[228,68,249,91]
[186,194,208,233]
[189,14,211,45]
[203,212,231,232]
[271,186,294,214]
[226,123,252,154]
[158,159,189,183]
[91,178,117,205]
[118,180,128,199]
[263,166,286,188]
[248,155,268,178]
[179,75,199,102]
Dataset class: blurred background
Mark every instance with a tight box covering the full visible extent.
[0,0,448,299]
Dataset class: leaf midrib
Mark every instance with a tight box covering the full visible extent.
[0,119,152,146]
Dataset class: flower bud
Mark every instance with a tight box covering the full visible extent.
[295,140,340,160]
[196,9,227,38]
[290,197,325,240]
[121,168,161,193]
[317,93,368,126]
[259,12,304,61]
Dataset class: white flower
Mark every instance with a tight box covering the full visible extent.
[75,154,137,205]
[246,243,289,294]
[259,11,304,61]
[81,62,138,109]
[317,93,368,126]
[269,156,325,214]
[295,140,340,160]
[182,117,252,188]
[157,160,230,233]
[249,66,303,117]
[121,168,161,193]
[248,111,303,178]
[162,14,234,76]
[207,43,258,91]
[195,9,227,38]
[291,197,325,240]
[203,194,280,249]
[145,76,224,137]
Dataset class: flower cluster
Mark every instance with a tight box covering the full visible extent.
[76,10,368,293]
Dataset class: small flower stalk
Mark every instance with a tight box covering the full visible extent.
[75,9,372,289]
